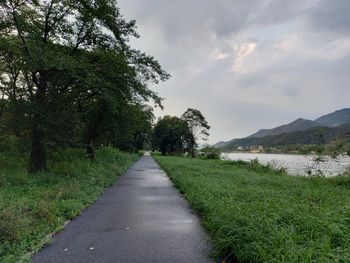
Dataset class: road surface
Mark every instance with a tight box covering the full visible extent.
[33,154,212,263]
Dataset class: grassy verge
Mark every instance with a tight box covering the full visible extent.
[153,155,350,262]
[0,148,139,262]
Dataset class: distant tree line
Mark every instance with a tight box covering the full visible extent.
[0,0,169,172]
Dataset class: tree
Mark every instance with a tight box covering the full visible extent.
[0,37,31,139]
[0,1,169,171]
[70,49,160,158]
[92,102,155,153]
[113,104,155,151]
[152,116,190,155]
[181,108,210,157]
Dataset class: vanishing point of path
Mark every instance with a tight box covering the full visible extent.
[33,154,212,263]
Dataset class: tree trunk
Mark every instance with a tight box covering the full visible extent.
[11,72,21,137]
[0,93,5,120]
[86,138,96,160]
[85,125,97,160]
[30,71,48,172]
[189,136,196,158]
[12,100,21,137]
[84,107,104,160]
[30,121,46,172]
[161,146,166,156]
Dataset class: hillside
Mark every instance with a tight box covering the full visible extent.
[315,108,350,127]
[214,139,237,148]
[223,124,350,150]
[248,118,319,138]
[216,108,350,148]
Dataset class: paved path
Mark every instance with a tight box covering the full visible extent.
[33,155,212,263]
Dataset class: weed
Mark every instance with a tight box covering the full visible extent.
[154,155,350,262]
[0,148,138,261]
[0,208,27,244]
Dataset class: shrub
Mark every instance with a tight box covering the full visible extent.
[199,145,221,159]
[343,166,350,176]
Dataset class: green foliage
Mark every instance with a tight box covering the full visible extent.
[0,0,168,171]
[181,108,210,157]
[198,145,221,159]
[0,135,20,154]
[0,148,138,261]
[104,104,155,152]
[152,109,210,157]
[154,155,350,262]
[152,115,190,155]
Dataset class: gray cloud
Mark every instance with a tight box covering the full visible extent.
[306,0,350,34]
[119,0,350,143]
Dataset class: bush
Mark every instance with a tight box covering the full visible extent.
[343,166,350,176]
[0,135,29,154]
[199,145,221,159]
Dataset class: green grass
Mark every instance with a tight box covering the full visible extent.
[0,148,139,262]
[154,155,350,263]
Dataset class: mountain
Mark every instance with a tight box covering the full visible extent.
[248,118,319,138]
[214,141,230,148]
[216,118,320,148]
[215,108,350,148]
[223,124,350,150]
[315,108,350,127]
[214,139,237,148]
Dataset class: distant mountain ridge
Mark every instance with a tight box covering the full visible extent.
[248,118,319,138]
[315,108,350,127]
[222,124,350,150]
[214,139,237,148]
[215,108,350,148]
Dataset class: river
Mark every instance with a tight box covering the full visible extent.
[221,152,350,177]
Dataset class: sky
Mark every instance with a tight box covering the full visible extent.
[118,0,350,144]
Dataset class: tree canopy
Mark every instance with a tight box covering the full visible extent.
[181,108,210,157]
[152,109,210,156]
[0,0,169,171]
[152,116,190,156]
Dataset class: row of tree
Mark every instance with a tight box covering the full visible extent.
[0,0,169,172]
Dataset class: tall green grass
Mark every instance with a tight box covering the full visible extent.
[154,155,350,263]
[0,148,139,262]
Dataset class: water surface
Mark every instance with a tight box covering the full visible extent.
[222,152,350,177]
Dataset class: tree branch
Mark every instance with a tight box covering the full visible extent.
[43,0,55,43]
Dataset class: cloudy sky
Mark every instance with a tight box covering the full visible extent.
[118,0,350,144]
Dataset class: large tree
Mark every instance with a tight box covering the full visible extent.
[0,0,169,171]
[181,108,210,157]
[152,116,190,156]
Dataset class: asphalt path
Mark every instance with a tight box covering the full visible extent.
[32,154,212,263]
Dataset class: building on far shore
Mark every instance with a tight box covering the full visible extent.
[250,145,264,153]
